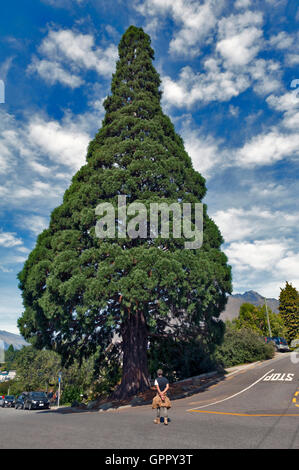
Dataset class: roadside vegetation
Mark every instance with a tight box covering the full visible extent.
[279,282,299,345]
[213,301,289,368]
[214,326,275,368]
[2,281,297,403]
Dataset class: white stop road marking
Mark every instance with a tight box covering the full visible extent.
[263,373,295,382]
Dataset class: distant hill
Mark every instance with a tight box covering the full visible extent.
[220,290,279,322]
[0,330,29,351]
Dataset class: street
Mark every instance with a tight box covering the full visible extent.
[0,352,298,449]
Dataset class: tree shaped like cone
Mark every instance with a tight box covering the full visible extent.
[18,26,232,400]
[279,282,299,344]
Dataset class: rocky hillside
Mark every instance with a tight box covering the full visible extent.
[220,291,279,322]
[0,330,29,350]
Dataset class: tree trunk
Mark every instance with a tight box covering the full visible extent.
[113,310,151,399]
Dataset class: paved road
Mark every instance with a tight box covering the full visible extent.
[1,352,298,449]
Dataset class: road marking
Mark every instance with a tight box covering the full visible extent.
[293,390,299,407]
[187,369,274,411]
[263,372,295,382]
[189,410,299,417]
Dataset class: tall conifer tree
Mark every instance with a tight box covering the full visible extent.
[279,282,299,343]
[18,26,232,398]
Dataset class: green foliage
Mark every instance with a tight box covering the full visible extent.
[17,26,232,396]
[279,282,299,343]
[4,344,19,371]
[232,303,287,337]
[92,361,122,398]
[0,381,11,395]
[214,325,275,368]
[60,385,83,405]
[12,346,61,392]
[10,346,98,399]
[148,335,219,382]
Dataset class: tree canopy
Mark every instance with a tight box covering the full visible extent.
[232,302,287,338]
[279,282,299,343]
[18,26,232,398]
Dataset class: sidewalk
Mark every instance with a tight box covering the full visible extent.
[225,351,289,376]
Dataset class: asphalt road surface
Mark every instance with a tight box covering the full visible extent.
[1,352,298,449]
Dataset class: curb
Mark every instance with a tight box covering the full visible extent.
[99,372,225,412]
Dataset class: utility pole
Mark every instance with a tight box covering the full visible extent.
[265,298,272,338]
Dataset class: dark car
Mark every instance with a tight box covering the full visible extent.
[24,391,50,410]
[1,395,15,408]
[264,336,290,352]
[15,393,28,410]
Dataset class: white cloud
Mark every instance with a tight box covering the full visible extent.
[212,207,299,244]
[216,27,262,66]
[267,31,299,68]
[42,0,84,7]
[285,54,299,66]
[229,104,239,116]
[179,119,223,177]
[0,99,105,212]
[185,133,221,177]
[225,239,287,271]
[160,8,282,110]
[0,232,23,248]
[267,89,299,130]
[28,57,83,89]
[216,11,263,66]
[20,215,49,236]
[268,31,295,50]
[0,286,24,334]
[230,89,299,168]
[247,58,281,95]
[28,28,118,87]
[234,0,252,8]
[28,118,90,171]
[162,64,250,108]
[135,0,225,56]
[28,161,52,176]
[0,113,20,174]
[211,204,299,297]
[225,239,299,298]
[235,129,299,166]
[277,253,299,281]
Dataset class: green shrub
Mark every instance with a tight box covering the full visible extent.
[148,336,218,382]
[0,381,10,395]
[214,326,275,368]
[61,385,83,405]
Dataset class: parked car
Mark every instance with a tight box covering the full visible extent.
[264,336,290,352]
[15,393,28,410]
[24,391,50,410]
[0,395,15,408]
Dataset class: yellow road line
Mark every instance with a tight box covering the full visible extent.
[189,410,299,417]
[292,390,299,407]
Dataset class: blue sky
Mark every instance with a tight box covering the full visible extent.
[0,0,298,334]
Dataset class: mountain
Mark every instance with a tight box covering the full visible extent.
[0,330,29,351]
[220,290,279,322]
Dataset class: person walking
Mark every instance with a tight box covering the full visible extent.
[152,369,171,425]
